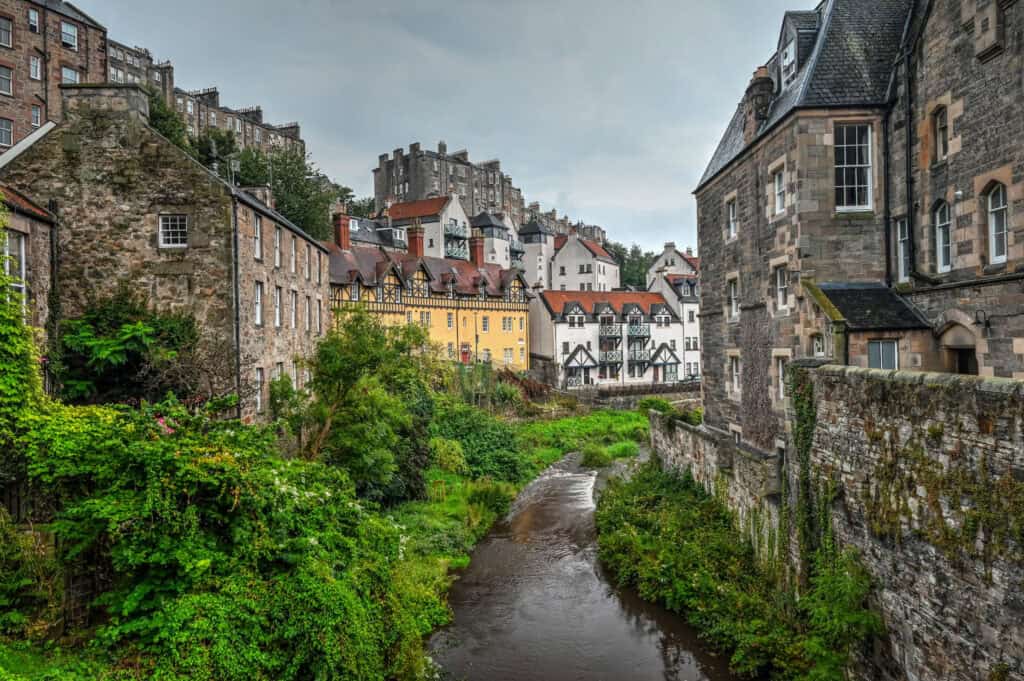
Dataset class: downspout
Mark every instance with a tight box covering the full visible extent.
[882,107,893,287]
[903,24,918,279]
[231,198,242,420]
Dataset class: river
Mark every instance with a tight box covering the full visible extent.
[429,453,738,681]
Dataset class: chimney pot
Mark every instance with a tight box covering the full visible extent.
[408,222,425,258]
[469,234,485,267]
[333,213,351,251]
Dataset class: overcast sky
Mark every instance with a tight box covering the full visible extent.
[94,0,797,252]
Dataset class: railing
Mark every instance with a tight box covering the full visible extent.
[599,324,622,337]
[566,375,584,388]
[628,348,651,362]
[600,350,623,364]
[444,222,469,239]
[445,240,469,260]
[628,323,651,337]
[511,255,524,269]
[509,238,525,253]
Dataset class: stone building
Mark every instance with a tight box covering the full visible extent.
[646,245,702,379]
[530,290,684,389]
[174,86,304,155]
[1,182,51,336]
[550,232,620,292]
[0,84,327,420]
[0,0,106,150]
[328,214,530,371]
[106,40,173,101]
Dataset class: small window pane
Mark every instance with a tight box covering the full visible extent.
[0,67,11,95]
[0,18,11,47]
[159,214,188,247]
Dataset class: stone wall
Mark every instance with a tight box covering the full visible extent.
[651,364,1024,681]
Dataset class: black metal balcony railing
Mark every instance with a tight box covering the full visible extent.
[600,350,623,364]
[445,239,469,260]
[444,222,469,239]
[599,324,622,337]
[628,323,651,337]
[566,375,584,388]
[509,238,525,253]
[628,348,652,362]
[511,255,524,269]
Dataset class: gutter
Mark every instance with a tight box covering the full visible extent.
[231,199,242,419]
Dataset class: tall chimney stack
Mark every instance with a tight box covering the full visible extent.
[408,221,424,258]
[333,213,351,251]
[743,66,774,145]
[469,234,485,267]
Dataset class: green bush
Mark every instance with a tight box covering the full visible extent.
[637,397,674,414]
[429,437,468,474]
[466,479,517,516]
[430,403,524,481]
[607,441,639,459]
[581,443,612,468]
[492,381,523,411]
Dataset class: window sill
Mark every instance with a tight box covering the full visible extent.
[931,159,948,170]
[834,209,875,220]
[984,262,1007,276]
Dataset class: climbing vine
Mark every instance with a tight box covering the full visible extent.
[788,365,819,580]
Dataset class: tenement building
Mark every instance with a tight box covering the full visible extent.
[174,87,304,154]
[0,84,327,421]
[530,291,684,389]
[328,213,530,371]
[106,40,173,101]
[0,0,107,150]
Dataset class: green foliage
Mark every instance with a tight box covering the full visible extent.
[516,410,649,454]
[0,509,60,638]
[430,402,523,481]
[637,397,674,414]
[56,288,201,405]
[347,197,377,218]
[604,241,657,289]
[492,381,524,411]
[236,147,342,241]
[596,463,881,679]
[429,437,468,475]
[466,479,517,517]
[144,87,189,152]
[607,440,639,459]
[191,128,239,177]
[580,443,612,468]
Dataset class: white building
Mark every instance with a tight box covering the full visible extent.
[649,271,701,380]
[530,291,684,389]
[385,195,471,260]
[519,217,558,289]
[551,232,620,291]
[469,212,524,270]
[646,241,699,288]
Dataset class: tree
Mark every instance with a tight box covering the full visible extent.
[347,197,376,218]
[144,87,189,152]
[191,128,238,179]
[606,240,657,289]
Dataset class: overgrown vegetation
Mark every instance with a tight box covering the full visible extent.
[596,463,882,679]
[638,396,702,426]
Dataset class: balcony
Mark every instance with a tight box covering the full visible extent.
[628,323,651,337]
[444,222,469,239]
[600,350,623,364]
[511,254,524,269]
[628,348,651,363]
[509,238,525,254]
[566,375,584,388]
[599,323,622,337]
[445,239,469,260]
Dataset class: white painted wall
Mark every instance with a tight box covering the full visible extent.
[551,234,620,291]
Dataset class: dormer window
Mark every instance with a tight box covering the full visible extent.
[781,40,796,84]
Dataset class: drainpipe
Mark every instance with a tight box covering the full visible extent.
[903,42,918,279]
[231,198,242,420]
[882,107,893,288]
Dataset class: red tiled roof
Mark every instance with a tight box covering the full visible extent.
[666,273,698,284]
[0,184,53,222]
[386,197,449,221]
[553,235,616,262]
[540,290,671,316]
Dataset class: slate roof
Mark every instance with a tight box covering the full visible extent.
[470,212,507,229]
[40,1,104,29]
[539,291,676,320]
[0,184,54,223]
[553,234,617,264]
[817,282,931,331]
[517,218,556,236]
[695,0,912,191]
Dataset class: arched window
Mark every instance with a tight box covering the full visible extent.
[934,202,951,273]
[988,183,1008,265]
[934,107,948,162]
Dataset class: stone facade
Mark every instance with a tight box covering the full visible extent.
[1,184,51,337]
[887,0,1024,379]
[107,40,173,102]
[651,363,1024,681]
[0,84,326,420]
[0,0,107,149]
[174,86,304,155]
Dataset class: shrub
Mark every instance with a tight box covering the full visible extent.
[429,437,468,474]
[492,381,523,411]
[581,443,611,468]
[607,441,639,459]
[637,397,674,414]
[466,479,517,516]
[430,403,524,481]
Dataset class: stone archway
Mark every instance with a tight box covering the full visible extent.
[937,317,980,375]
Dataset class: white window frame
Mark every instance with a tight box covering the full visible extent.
[934,202,951,273]
[775,265,788,311]
[868,339,899,370]
[730,356,741,394]
[274,226,281,268]
[4,230,26,303]
[290,290,297,329]
[482,316,489,332]
[273,286,282,328]
[834,123,873,211]
[728,278,739,319]
[254,368,264,413]
[773,170,785,215]
[305,244,311,280]
[30,56,41,81]
[0,17,12,48]
[447,312,454,329]
[30,105,40,128]
[253,214,262,260]
[0,66,12,96]
[27,9,39,33]
[776,356,787,400]
[317,300,322,334]
[988,184,1008,265]
[61,67,79,85]
[896,219,909,283]
[781,39,796,82]
[727,199,737,239]
[290,236,297,273]
[60,22,78,50]
[158,214,188,248]
[254,282,263,326]
[934,108,949,162]
[305,295,311,331]
[0,117,13,147]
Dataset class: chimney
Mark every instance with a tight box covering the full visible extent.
[686,247,693,256]
[410,142,421,155]
[664,241,676,252]
[438,140,447,155]
[408,222,424,258]
[469,234,485,267]
[333,213,351,251]
[61,84,150,125]
[743,66,774,145]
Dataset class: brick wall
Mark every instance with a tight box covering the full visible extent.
[651,364,1024,680]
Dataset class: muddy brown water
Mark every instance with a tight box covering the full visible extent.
[429,454,738,681]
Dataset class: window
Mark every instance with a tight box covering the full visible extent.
[482,316,489,332]
[934,202,951,273]
[781,40,796,82]
[504,348,513,366]
[61,67,79,84]
[896,219,910,283]
[186,100,193,115]
[350,282,360,301]
[688,310,696,323]
[773,170,785,215]
[30,105,39,128]
[274,227,281,267]
[253,214,262,260]
[305,296,311,331]
[934,107,948,162]
[0,66,11,96]
[776,357,787,400]
[727,199,737,239]
[255,128,262,143]
[274,362,284,380]
[559,266,566,276]
[60,22,78,49]
[273,286,282,327]
[158,214,188,248]
[730,356,741,394]
[520,348,526,362]
[447,312,454,329]
[0,17,11,47]
[305,244,311,280]
[317,252,322,284]
[235,118,242,133]
[30,56,40,81]
[253,282,264,325]
[254,368,264,413]
[868,340,898,370]
[290,291,297,328]
[775,265,788,310]
[447,342,455,358]
[483,349,491,363]
[728,279,739,318]
[988,184,1008,265]
[812,334,826,358]
[834,124,872,210]
[519,316,524,331]
[4,230,25,302]
[209,111,217,126]
[290,236,297,273]
[733,431,741,445]
[317,301,322,334]
[28,9,38,33]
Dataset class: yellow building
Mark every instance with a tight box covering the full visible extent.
[326,223,530,371]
